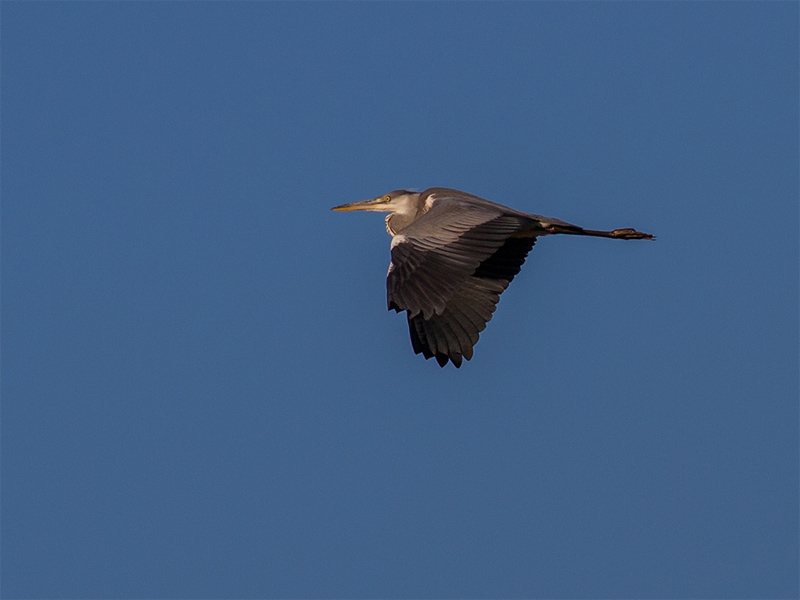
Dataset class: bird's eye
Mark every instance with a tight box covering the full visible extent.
[384,195,391,202]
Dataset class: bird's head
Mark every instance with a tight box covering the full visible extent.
[331,190,420,214]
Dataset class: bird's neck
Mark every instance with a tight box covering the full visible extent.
[385,210,418,236]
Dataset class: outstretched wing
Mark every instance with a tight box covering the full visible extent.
[386,197,538,367]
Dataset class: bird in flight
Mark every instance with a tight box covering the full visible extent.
[332,187,653,368]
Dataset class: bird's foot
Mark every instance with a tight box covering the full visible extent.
[611,228,655,240]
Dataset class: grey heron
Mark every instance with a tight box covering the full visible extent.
[332,187,653,368]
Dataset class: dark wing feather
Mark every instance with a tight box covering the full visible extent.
[405,236,536,367]
[386,197,538,367]
[387,200,528,319]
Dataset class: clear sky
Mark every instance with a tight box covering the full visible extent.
[2,2,797,598]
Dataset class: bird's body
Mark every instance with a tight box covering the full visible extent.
[332,188,653,368]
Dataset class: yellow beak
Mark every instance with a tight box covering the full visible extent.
[331,197,387,212]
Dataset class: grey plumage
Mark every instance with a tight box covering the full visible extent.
[332,187,653,368]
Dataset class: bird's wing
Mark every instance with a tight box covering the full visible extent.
[405,235,537,367]
[386,197,537,367]
[386,198,526,318]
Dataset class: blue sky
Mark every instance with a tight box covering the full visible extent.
[2,2,797,598]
